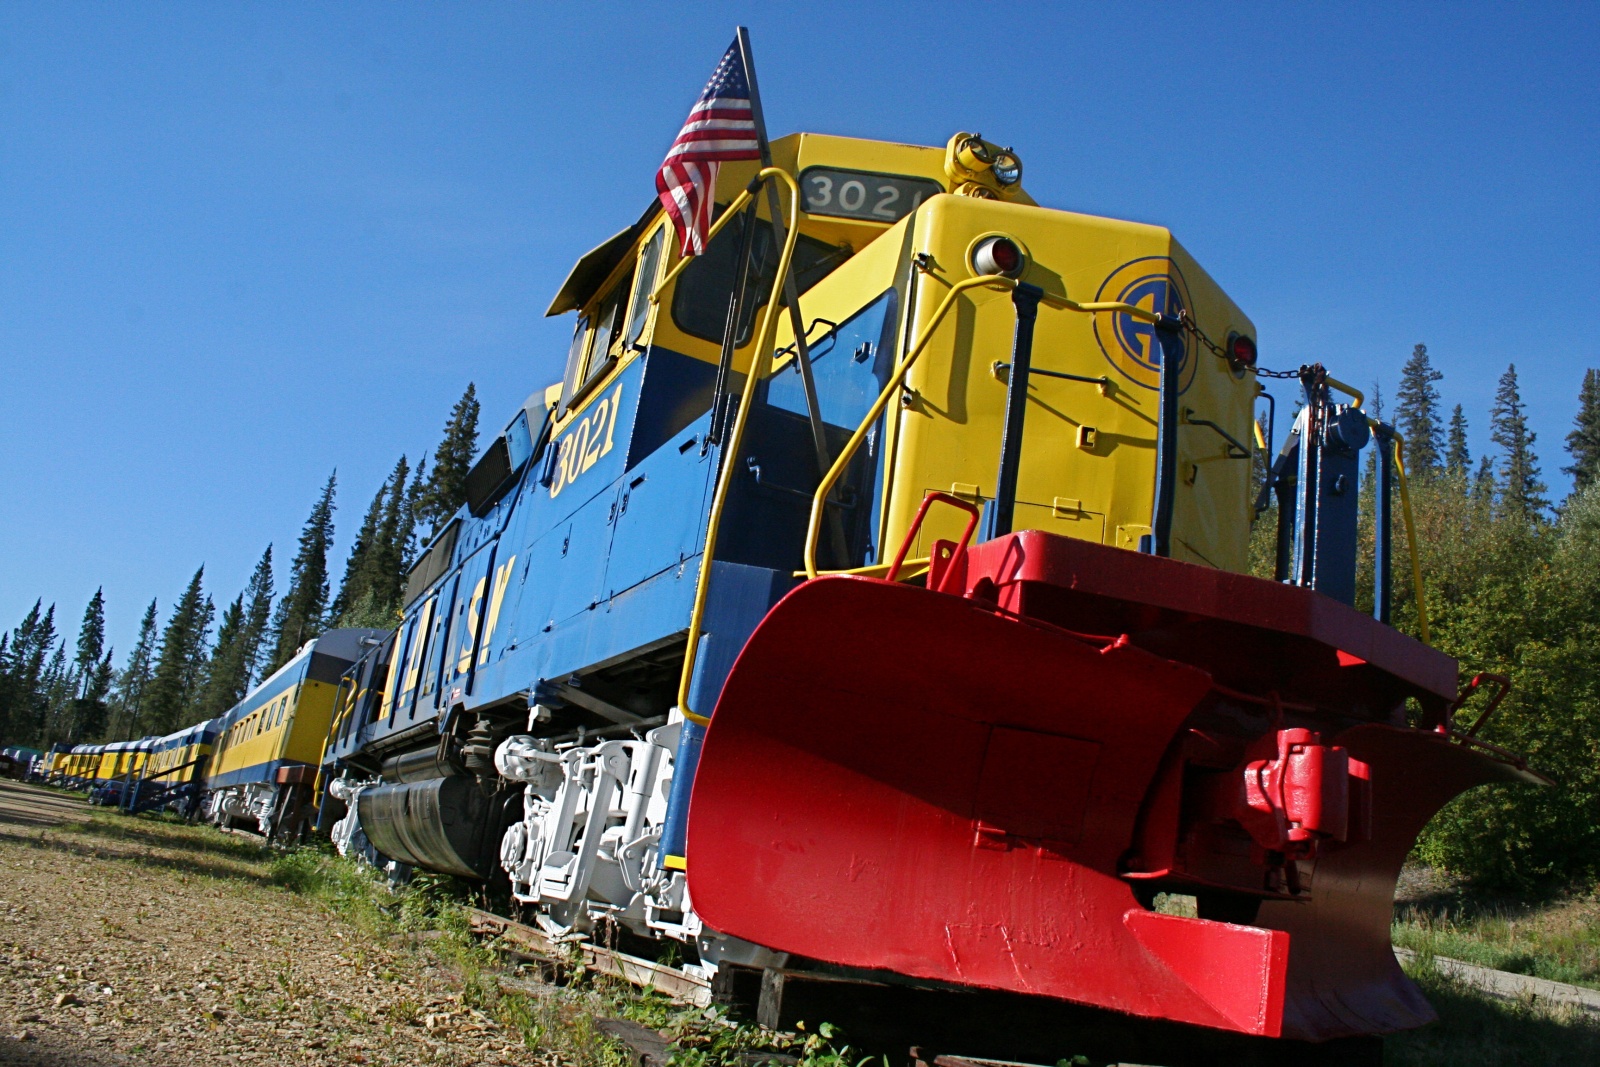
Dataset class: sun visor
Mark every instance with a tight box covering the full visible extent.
[545,202,659,317]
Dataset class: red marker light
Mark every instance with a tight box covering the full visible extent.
[973,236,1024,277]
[1230,334,1258,367]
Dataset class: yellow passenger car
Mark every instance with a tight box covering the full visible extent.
[142,719,219,786]
[203,629,384,838]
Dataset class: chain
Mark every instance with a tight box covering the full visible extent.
[1173,308,1228,360]
[1172,308,1301,379]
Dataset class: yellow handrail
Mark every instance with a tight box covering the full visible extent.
[1389,430,1431,645]
[1324,375,1365,409]
[675,167,803,727]
[315,679,355,798]
[801,278,1164,579]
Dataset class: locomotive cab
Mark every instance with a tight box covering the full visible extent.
[541,129,1259,583]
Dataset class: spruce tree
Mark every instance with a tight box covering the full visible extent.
[269,473,337,671]
[1490,363,1549,520]
[198,595,250,718]
[353,454,412,620]
[1446,404,1471,478]
[0,633,11,742]
[71,653,114,743]
[144,568,215,735]
[1472,454,1496,505]
[111,600,158,739]
[1564,368,1600,494]
[72,589,105,686]
[0,603,57,745]
[332,477,388,621]
[415,384,480,537]
[402,457,425,567]
[1395,343,1445,475]
[38,641,72,742]
[239,546,274,689]
[67,589,112,741]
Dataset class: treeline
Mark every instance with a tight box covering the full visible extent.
[1252,346,1600,889]
[0,384,481,749]
[1384,349,1600,889]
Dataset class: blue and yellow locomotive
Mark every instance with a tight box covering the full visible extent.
[309,128,1536,1048]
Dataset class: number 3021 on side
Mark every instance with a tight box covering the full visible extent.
[799,168,944,224]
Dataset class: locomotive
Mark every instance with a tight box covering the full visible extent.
[309,129,1539,1048]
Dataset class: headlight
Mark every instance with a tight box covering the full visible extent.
[991,151,1022,186]
[954,135,993,176]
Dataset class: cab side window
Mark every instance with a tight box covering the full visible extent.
[583,269,634,391]
[559,316,592,412]
[624,227,666,350]
[561,228,665,414]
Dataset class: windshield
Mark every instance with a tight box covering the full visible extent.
[670,209,851,347]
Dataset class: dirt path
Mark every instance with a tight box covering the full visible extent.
[0,781,86,829]
[0,787,561,1066]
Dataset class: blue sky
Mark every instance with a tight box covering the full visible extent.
[2,2,1596,655]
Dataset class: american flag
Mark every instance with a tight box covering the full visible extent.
[655,40,762,257]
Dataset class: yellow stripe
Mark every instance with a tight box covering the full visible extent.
[662,855,687,871]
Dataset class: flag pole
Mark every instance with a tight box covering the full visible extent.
[736,26,850,566]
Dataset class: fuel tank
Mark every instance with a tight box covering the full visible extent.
[358,774,496,879]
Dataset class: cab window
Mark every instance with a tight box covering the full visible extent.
[624,227,667,349]
[559,316,591,411]
[582,270,633,390]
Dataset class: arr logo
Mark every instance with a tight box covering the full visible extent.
[1091,256,1196,392]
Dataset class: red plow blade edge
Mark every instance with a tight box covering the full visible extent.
[686,537,1542,1042]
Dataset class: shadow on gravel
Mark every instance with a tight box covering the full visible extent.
[0,1034,124,1067]
[56,816,273,863]
[0,825,275,887]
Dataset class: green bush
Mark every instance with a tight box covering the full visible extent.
[1382,480,1600,889]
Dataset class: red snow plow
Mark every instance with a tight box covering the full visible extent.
[687,529,1543,1041]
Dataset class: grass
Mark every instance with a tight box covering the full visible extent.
[1391,868,1600,989]
[265,846,867,1067]
[50,807,1600,1065]
[1385,952,1600,1065]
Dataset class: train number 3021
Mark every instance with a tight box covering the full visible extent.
[549,382,623,499]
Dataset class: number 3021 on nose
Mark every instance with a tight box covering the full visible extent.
[799,168,943,224]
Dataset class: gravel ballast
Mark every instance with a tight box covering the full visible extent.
[0,781,564,1066]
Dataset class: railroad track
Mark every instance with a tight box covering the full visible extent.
[466,907,713,1007]
[463,908,1386,1067]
